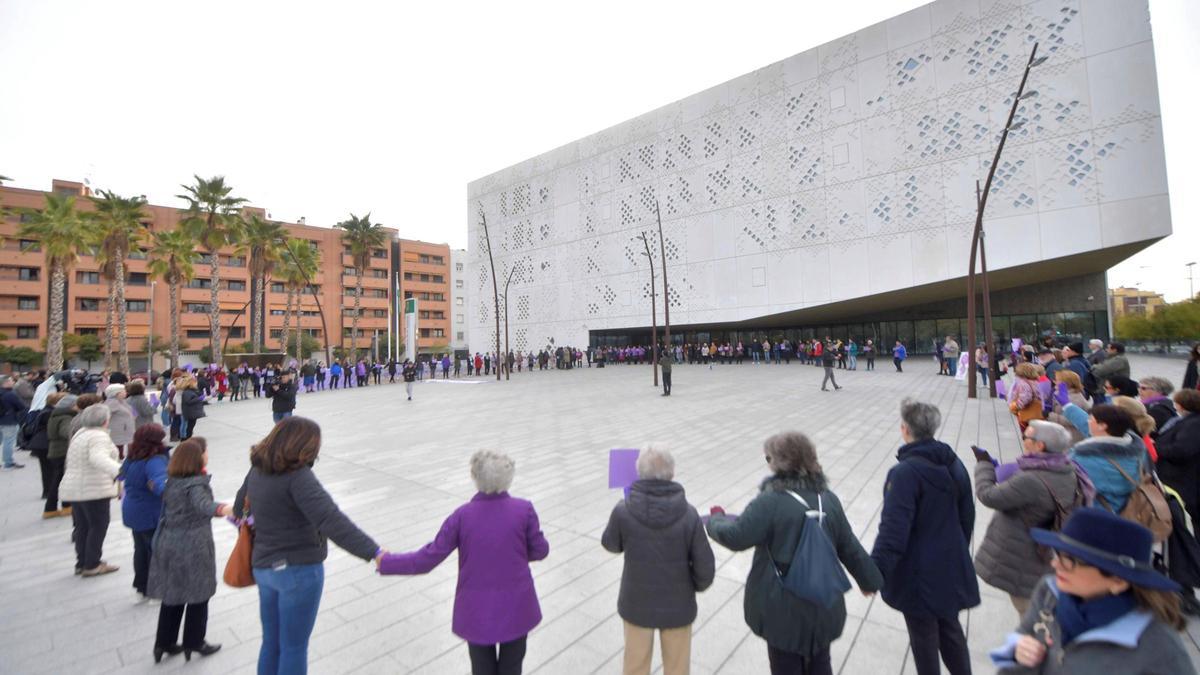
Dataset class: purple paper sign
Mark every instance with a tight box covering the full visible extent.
[996,379,1007,400]
[996,462,1020,483]
[609,448,639,499]
[148,393,159,408]
[1056,382,1070,405]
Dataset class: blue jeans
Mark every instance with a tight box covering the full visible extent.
[160,406,170,426]
[1,424,17,466]
[254,563,324,675]
[272,412,292,423]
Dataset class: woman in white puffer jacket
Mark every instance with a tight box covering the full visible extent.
[59,404,122,577]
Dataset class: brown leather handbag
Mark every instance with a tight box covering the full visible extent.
[223,500,255,588]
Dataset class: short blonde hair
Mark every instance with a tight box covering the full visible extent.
[1056,369,1083,392]
[636,445,675,481]
[1015,362,1040,380]
[470,450,515,494]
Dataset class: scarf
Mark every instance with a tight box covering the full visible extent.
[1016,453,1098,505]
[1055,590,1135,645]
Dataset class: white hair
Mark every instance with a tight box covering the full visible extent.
[900,398,941,440]
[636,444,675,481]
[1026,420,1072,453]
[78,403,111,429]
[1089,339,1104,349]
[470,449,515,494]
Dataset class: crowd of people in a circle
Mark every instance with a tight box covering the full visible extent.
[0,341,1198,675]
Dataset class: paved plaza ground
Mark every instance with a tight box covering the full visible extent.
[1,354,1197,674]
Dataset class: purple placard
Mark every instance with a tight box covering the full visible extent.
[1056,382,1070,405]
[609,448,639,499]
[996,462,1020,483]
[148,392,159,408]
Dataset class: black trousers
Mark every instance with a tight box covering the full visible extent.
[36,455,51,500]
[662,371,671,395]
[156,601,209,650]
[467,635,526,675]
[331,376,340,389]
[894,357,904,372]
[44,456,65,513]
[72,498,110,570]
[767,645,832,675]
[903,613,972,675]
[131,528,155,595]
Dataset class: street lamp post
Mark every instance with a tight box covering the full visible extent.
[1187,262,1196,300]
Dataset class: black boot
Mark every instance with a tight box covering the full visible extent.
[153,645,183,663]
[184,643,221,661]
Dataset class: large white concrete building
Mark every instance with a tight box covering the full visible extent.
[467,0,1169,354]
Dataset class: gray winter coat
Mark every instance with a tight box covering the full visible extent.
[974,459,1079,599]
[1090,353,1130,388]
[147,475,220,605]
[993,576,1195,674]
[601,479,715,629]
[127,394,157,429]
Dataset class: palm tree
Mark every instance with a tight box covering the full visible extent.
[335,213,387,361]
[177,176,247,364]
[147,229,198,370]
[89,190,147,373]
[17,195,87,370]
[279,238,320,364]
[242,215,286,353]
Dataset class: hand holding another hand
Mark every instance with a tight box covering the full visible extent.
[216,503,233,518]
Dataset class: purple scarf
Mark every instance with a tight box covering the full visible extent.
[1016,453,1097,505]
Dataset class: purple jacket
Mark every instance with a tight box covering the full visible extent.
[378,492,549,644]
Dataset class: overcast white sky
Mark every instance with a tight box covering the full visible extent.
[1,0,1196,300]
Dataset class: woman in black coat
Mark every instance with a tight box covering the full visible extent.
[1157,390,1200,525]
[178,377,205,440]
[1183,344,1198,391]
[707,432,882,674]
[146,437,231,663]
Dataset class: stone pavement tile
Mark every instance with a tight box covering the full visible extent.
[2,355,1196,673]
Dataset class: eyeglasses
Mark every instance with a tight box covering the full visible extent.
[1052,550,1086,571]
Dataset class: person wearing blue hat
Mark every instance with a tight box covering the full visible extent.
[990,507,1194,674]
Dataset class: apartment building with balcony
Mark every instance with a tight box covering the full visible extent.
[0,178,406,364]
[397,239,452,354]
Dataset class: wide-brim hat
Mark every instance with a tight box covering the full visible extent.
[1030,507,1179,592]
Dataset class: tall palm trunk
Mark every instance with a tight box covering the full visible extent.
[293,294,302,364]
[260,278,268,353]
[115,248,129,373]
[283,286,294,361]
[104,275,116,370]
[350,274,363,362]
[248,273,260,348]
[208,246,222,364]
[169,279,180,369]
[46,264,67,370]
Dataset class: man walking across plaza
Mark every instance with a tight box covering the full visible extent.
[267,371,297,424]
[821,340,841,392]
[660,348,673,397]
[872,399,978,675]
[892,341,907,372]
[402,359,417,401]
[0,376,28,469]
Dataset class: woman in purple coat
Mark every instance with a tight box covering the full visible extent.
[378,450,549,675]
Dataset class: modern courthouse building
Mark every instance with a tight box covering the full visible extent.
[0,179,454,361]
[467,0,1170,354]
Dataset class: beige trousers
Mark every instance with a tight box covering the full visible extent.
[623,621,691,675]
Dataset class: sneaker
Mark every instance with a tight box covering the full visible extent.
[2,463,24,470]
[42,511,60,520]
[81,563,119,577]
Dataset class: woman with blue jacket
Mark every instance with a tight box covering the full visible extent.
[121,424,170,600]
[1068,405,1147,513]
